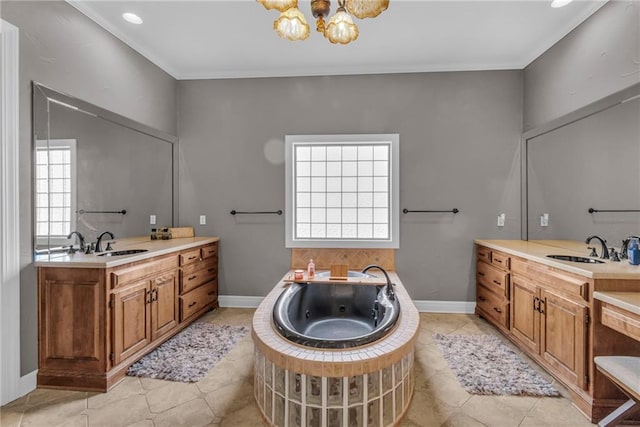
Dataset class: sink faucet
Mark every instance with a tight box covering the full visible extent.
[361,265,395,301]
[95,231,114,253]
[585,235,609,259]
[66,231,86,251]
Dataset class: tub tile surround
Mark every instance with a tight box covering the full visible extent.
[291,248,395,271]
[0,308,596,427]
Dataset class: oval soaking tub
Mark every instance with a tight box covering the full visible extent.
[273,272,400,349]
[252,267,419,427]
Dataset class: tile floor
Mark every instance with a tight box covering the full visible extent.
[0,308,596,427]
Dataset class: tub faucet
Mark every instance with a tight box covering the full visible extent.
[95,231,114,253]
[66,231,86,251]
[585,235,609,259]
[361,265,395,301]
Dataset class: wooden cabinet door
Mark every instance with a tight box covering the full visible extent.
[112,281,151,365]
[540,289,588,390]
[510,275,540,354]
[151,272,178,341]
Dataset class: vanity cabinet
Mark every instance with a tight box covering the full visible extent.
[475,241,640,423]
[37,239,219,392]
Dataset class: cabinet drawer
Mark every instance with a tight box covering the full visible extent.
[180,282,217,321]
[180,266,217,294]
[601,302,640,342]
[201,243,218,259]
[110,255,178,288]
[180,248,202,266]
[491,251,510,270]
[477,261,509,298]
[477,284,509,329]
[477,246,492,264]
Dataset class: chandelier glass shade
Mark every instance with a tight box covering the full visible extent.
[258,0,387,44]
[274,7,310,41]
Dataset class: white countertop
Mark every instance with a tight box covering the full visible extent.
[34,236,219,268]
[594,291,640,316]
[475,239,640,279]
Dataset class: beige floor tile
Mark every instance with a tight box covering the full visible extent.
[145,381,201,413]
[138,376,173,391]
[404,385,456,426]
[442,412,488,427]
[87,376,145,409]
[521,398,595,426]
[84,394,150,426]
[21,394,87,427]
[459,395,533,427]
[219,400,268,427]
[126,420,154,427]
[423,372,472,408]
[197,359,253,394]
[204,378,255,418]
[153,398,214,427]
[25,389,87,409]
[0,407,23,427]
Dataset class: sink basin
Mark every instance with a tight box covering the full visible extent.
[547,255,604,264]
[98,249,148,257]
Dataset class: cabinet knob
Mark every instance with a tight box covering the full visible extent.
[478,295,486,302]
[188,301,197,308]
[493,307,502,314]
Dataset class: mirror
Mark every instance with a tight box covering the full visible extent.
[33,83,177,259]
[525,84,640,246]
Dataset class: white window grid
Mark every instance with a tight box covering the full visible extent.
[286,134,399,249]
[35,139,77,246]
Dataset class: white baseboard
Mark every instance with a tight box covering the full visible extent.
[218,295,475,314]
[412,300,476,314]
[18,371,37,398]
[218,295,264,308]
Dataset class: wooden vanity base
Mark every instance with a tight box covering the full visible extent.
[37,239,219,392]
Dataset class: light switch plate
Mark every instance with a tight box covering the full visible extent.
[540,213,549,227]
[150,215,156,225]
[497,213,505,227]
[199,215,206,225]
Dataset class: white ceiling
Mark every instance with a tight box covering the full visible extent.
[67,0,607,80]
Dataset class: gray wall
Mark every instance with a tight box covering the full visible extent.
[1,1,177,374]
[178,71,524,302]
[523,0,640,131]
[527,97,640,243]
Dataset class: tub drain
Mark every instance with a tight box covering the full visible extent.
[339,305,346,313]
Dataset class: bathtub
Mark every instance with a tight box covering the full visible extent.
[273,272,400,349]
[252,269,419,427]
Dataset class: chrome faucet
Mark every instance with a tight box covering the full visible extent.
[66,231,86,251]
[585,235,609,259]
[361,265,395,301]
[95,231,114,253]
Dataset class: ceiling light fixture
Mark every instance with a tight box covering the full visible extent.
[550,0,573,8]
[258,0,389,45]
[122,12,143,25]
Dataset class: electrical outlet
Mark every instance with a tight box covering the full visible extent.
[150,215,156,225]
[199,215,206,225]
[497,213,506,227]
[540,213,549,227]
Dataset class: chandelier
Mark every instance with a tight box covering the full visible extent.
[257,0,389,45]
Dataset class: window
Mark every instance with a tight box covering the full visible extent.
[286,134,399,248]
[35,139,77,246]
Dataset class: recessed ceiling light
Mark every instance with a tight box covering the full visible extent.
[550,0,573,8]
[122,12,143,24]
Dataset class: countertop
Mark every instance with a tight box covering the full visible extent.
[475,239,640,279]
[34,236,220,268]
[593,291,640,316]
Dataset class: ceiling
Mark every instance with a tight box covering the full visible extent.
[67,0,607,80]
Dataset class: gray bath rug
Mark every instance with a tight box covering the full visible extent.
[127,322,248,383]
[433,333,560,397]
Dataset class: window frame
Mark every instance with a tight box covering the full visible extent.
[285,134,399,248]
[34,139,77,247]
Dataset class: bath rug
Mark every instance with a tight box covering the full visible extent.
[127,322,248,383]
[433,333,560,397]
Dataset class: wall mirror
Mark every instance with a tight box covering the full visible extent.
[523,83,640,247]
[32,83,178,259]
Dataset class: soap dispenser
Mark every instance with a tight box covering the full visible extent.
[628,238,640,265]
[307,259,315,278]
